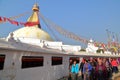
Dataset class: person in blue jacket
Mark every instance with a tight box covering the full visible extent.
[83,59,92,80]
[71,60,79,80]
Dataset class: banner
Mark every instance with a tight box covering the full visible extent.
[24,21,39,26]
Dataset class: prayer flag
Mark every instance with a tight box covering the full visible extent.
[7,18,19,26]
[3,17,7,22]
[0,17,2,22]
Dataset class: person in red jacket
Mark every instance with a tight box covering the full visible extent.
[111,58,118,73]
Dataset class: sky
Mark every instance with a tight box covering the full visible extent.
[0,0,120,46]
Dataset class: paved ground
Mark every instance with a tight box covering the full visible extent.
[112,73,120,80]
[115,77,120,80]
[116,78,120,80]
[112,66,120,80]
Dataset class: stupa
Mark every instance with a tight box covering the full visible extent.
[13,4,52,41]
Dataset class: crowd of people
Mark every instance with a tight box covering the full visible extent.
[69,57,120,80]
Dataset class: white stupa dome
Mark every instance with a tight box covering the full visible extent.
[13,26,52,41]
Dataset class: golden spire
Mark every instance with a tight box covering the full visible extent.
[27,3,41,28]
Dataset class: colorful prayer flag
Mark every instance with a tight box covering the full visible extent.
[0,17,2,22]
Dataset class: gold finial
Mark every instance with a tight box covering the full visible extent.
[32,3,39,11]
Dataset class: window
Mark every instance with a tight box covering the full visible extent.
[52,57,62,66]
[22,56,43,69]
[0,55,5,70]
